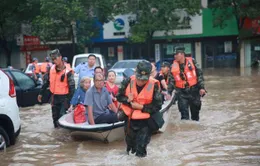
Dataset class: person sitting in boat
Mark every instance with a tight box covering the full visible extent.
[116,60,163,157]
[84,73,118,124]
[68,76,91,112]
[105,70,119,107]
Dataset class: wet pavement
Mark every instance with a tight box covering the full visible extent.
[1,68,260,166]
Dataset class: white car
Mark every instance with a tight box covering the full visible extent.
[109,59,144,85]
[24,62,43,76]
[0,69,21,150]
[72,53,107,88]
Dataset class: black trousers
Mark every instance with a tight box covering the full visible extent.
[124,119,152,157]
[177,89,202,121]
[51,94,69,128]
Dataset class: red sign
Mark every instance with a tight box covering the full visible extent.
[242,17,260,35]
[20,45,49,52]
[23,35,41,46]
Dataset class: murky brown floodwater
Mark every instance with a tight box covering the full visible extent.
[1,68,260,166]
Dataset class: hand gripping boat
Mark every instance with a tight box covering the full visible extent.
[58,95,176,143]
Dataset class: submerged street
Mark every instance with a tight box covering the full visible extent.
[1,68,260,166]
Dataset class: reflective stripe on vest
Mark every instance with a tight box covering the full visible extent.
[49,65,71,95]
[171,57,197,88]
[120,75,158,120]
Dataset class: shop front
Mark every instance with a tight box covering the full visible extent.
[240,17,260,67]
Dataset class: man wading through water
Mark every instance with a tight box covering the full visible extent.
[168,47,206,121]
[117,60,164,157]
[38,49,75,128]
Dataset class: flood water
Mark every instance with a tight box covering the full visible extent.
[1,68,260,166]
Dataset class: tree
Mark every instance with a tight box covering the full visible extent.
[209,0,260,38]
[0,0,40,66]
[32,0,114,54]
[112,0,201,58]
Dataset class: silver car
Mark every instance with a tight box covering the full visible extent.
[109,59,144,85]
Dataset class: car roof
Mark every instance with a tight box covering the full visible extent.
[73,53,103,58]
[115,59,145,62]
[2,68,21,72]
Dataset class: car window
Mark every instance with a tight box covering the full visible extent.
[11,71,35,90]
[112,61,139,69]
[75,57,101,68]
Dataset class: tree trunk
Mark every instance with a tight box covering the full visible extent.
[71,24,76,55]
[146,32,154,61]
[0,39,12,66]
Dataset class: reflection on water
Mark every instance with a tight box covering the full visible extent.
[1,68,260,166]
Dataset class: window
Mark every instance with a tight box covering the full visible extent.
[112,61,139,69]
[75,57,101,68]
[11,71,35,90]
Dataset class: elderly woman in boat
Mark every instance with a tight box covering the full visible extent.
[68,76,91,112]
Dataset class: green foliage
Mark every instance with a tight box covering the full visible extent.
[209,0,260,30]
[0,0,40,65]
[32,0,114,52]
[112,0,201,43]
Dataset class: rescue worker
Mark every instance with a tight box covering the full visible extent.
[160,62,174,92]
[37,49,75,128]
[31,57,41,81]
[169,47,206,121]
[117,60,163,157]
[40,56,52,75]
[62,57,72,70]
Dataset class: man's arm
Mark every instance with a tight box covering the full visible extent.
[38,72,50,102]
[167,72,175,95]
[106,90,117,113]
[87,106,95,125]
[142,84,163,114]
[84,90,95,125]
[193,59,205,90]
[74,64,81,74]
[39,72,50,96]
[116,78,131,105]
[67,71,75,101]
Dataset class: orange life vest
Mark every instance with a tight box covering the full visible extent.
[40,62,52,73]
[49,65,71,95]
[171,57,197,89]
[120,75,159,120]
[32,62,40,74]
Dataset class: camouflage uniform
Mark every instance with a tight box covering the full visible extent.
[170,47,205,121]
[39,50,75,128]
[117,60,163,157]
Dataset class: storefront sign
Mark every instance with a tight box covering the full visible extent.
[254,46,260,51]
[117,46,123,60]
[224,41,232,53]
[20,45,49,52]
[155,44,161,63]
[23,35,40,46]
[108,47,115,57]
[94,47,101,53]
[153,10,202,37]
[166,44,174,55]
[103,14,134,39]
[242,17,260,35]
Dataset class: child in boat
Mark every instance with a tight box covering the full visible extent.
[68,76,91,112]
[105,70,119,107]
